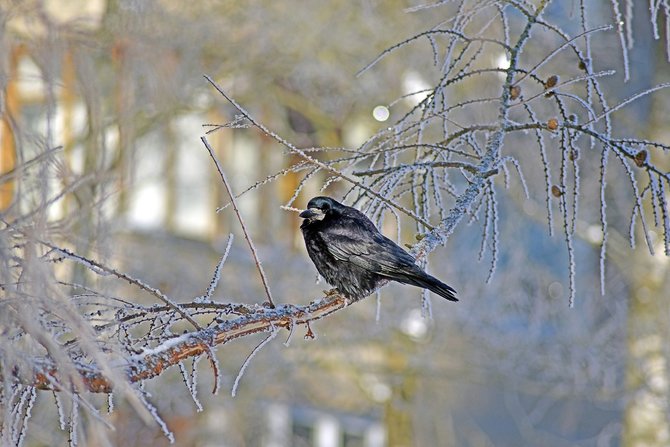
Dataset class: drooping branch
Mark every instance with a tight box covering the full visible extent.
[413,0,548,257]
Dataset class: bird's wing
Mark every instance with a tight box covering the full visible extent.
[321,226,418,277]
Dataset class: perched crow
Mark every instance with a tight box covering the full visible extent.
[300,196,457,301]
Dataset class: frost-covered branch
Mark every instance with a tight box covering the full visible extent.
[20,294,348,393]
[201,136,276,308]
[203,75,436,230]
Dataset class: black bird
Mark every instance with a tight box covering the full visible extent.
[299,196,457,301]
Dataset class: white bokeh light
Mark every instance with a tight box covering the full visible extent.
[402,70,431,105]
[401,308,429,340]
[372,105,390,122]
[496,52,511,69]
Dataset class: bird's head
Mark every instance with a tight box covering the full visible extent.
[299,196,343,223]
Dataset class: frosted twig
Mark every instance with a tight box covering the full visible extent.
[646,180,661,228]
[611,149,654,254]
[650,0,661,39]
[357,28,510,77]
[205,346,221,395]
[216,162,310,212]
[204,75,434,229]
[403,0,454,14]
[231,328,279,397]
[610,0,630,81]
[500,156,529,199]
[486,181,499,283]
[586,83,670,125]
[558,129,576,307]
[202,114,250,132]
[136,390,174,444]
[478,187,492,262]
[523,102,553,235]
[178,360,203,411]
[53,391,66,430]
[10,386,36,447]
[658,178,670,255]
[353,160,481,176]
[190,357,204,411]
[201,136,276,308]
[178,361,201,411]
[17,387,36,447]
[204,233,234,302]
[569,132,580,240]
[284,168,319,208]
[388,88,435,107]
[42,242,201,330]
[68,394,79,447]
[512,25,612,86]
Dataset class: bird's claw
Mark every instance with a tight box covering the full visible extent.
[322,288,340,298]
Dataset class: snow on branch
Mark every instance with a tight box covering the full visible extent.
[18,292,349,393]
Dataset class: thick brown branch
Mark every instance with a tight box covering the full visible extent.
[25,296,347,393]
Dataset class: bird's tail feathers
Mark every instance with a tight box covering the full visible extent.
[401,272,458,301]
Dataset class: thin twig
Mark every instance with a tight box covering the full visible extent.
[354,160,481,176]
[231,327,279,397]
[41,242,202,330]
[203,74,435,230]
[512,25,612,86]
[200,136,276,308]
[584,83,670,126]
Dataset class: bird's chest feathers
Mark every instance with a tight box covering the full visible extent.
[300,211,392,299]
[302,219,350,252]
[302,226,334,260]
[301,221,350,272]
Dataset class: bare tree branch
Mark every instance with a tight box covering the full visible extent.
[201,136,276,308]
[24,295,348,393]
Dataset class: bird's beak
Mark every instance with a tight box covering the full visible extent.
[300,208,324,220]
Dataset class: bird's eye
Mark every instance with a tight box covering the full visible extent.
[321,203,330,211]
